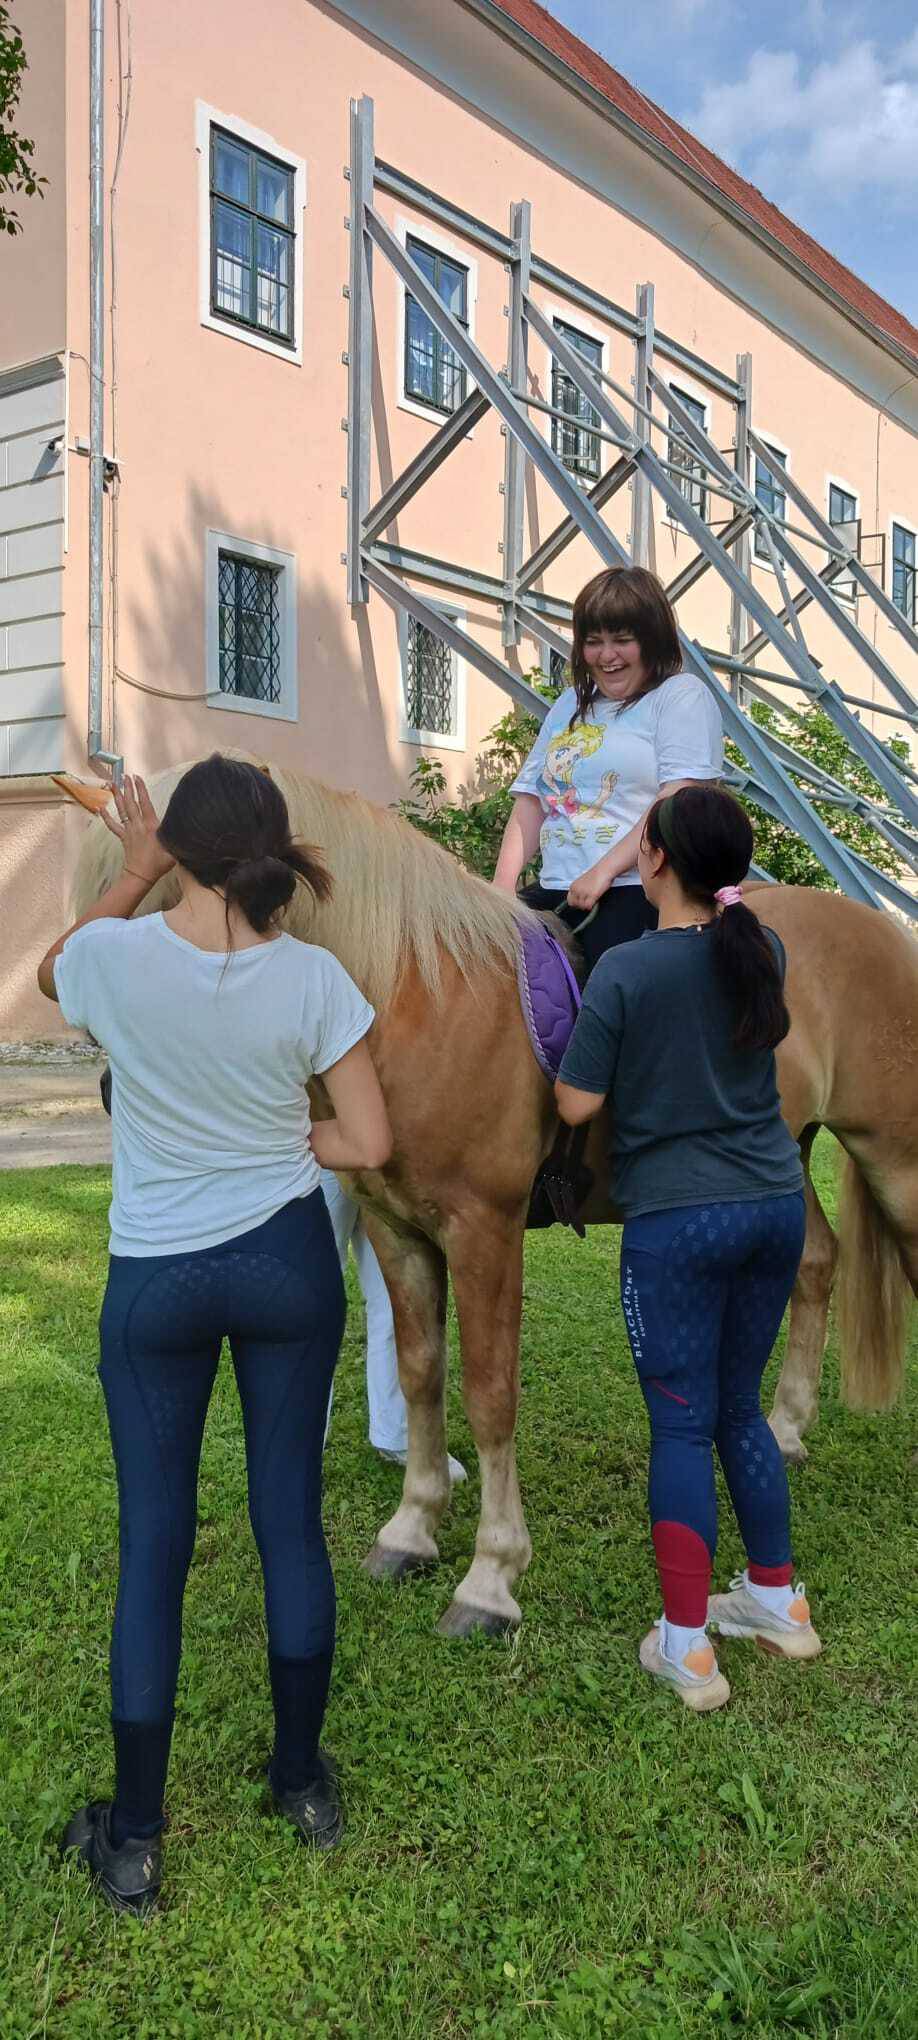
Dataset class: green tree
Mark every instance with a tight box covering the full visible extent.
[394,677,553,879]
[727,699,909,888]
[397,681,909,892]
[1,6,45,236]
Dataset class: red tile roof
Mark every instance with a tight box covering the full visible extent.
[489,0,918,368]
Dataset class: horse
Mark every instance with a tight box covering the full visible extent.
[69,758,918,1638]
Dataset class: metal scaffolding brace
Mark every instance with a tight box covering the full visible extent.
[344,96,918,918]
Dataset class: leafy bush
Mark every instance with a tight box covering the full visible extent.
[726,699,909,888]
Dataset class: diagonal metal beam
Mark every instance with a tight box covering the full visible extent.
[724,768,917,918]
[362,388,489,545]
[366,207,639,564]
[657,373,918,727]
[749,429,918,663]
[739,554,852,662]
[665,509,754,604]
[517,453,634,592]
[362,555,552,721]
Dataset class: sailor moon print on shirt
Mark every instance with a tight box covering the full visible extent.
[539,720,619,849]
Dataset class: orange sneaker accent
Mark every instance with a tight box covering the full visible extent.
[684,1643,716,1678]
[789,1597,810,1623]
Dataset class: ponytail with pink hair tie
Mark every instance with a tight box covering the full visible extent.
[715,884,743,907]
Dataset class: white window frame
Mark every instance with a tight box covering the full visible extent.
[396,217,478,424]
[205,529,298,723]
[889,512,918,625]
[826,475,860,605]
[398,603,467,751]
[196,102,306,366]
[664,375,710,528]
[541,303,608,484]
[752,433,791,572]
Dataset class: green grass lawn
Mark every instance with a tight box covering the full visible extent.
[1,1138,915,2037]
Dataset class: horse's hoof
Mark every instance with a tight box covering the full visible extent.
[362,1542,436,1583]
[768,1416,809,1466]
[436,1599,516,1640]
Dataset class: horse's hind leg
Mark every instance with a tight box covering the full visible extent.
[437,1214,531,1639]
[769,1130,837,1465]
[361,1218,452,1582]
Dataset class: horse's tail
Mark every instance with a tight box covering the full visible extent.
[836,1154,911,1411]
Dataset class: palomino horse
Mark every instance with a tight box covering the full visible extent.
[70,760,917,1637]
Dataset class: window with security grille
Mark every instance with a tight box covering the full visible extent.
[551,320,602,481]
[892,523,915,624]
[829,483,859,601]
[754,445,787,560]
[549,648,569,691]
[218,553,281,701]
[668,388,707,520]
[404,237,468,413]
[404,618,456,736]
[210,128,294,344]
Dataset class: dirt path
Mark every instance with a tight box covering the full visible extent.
[0,1052,112,1170]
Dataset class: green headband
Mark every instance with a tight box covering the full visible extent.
[655,795,677,851]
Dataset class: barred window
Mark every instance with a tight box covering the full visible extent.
[404,617,456,737]
[892,522,916,624]
[551,320,602,481]
[210,128,294,344]
[668,388,707,520]
[218,552,281,702]
[549,648,569,691]
[828,483,859,602]
[404,237,468,414]
[754,445,787,560]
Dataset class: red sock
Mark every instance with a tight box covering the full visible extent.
[748,1560,794,1588]
[652,1521,712,1630]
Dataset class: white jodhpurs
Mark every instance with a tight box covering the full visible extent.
[319,1169,407,1454]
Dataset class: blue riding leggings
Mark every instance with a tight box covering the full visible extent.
[98,1192,346,1728]
[619,1191,806,1628]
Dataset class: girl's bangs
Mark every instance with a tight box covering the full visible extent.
[578,584,647,638]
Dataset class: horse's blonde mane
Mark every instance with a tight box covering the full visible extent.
[71,752,533,1010]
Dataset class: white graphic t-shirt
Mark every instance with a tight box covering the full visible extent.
[509,674,723,888]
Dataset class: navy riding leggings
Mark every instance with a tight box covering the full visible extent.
[619,1191,806,1629]
[98,1193,346,1728]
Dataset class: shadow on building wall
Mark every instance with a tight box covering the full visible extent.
[121,483,398,798]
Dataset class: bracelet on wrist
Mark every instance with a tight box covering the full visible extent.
[122,866,151,884]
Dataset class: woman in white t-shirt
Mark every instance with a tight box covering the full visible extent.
[493,567,723,970]
[38,756,391,1913]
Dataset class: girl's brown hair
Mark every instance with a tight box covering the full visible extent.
[157,753,332,936]
[645,783,790,1052]
[569,567,682,724]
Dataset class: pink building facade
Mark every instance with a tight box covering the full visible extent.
[2,0,917,1036]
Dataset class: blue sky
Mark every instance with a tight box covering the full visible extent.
[540,1,918,323]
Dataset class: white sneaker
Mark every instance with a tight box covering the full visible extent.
[639,1622,730,1712]
[374,1447,468,1486]
[708,1572,822,1659]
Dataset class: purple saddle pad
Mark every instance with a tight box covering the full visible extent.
[516,920,582,1081]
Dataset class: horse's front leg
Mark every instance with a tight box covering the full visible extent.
[437,1212,531,1638]
[769,1134,837,1464]
[361,1215,452,1581]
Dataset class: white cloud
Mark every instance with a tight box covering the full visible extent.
[686,38,918,213]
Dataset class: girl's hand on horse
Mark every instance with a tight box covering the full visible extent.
[567,858,615,911]
[101,774,175,885]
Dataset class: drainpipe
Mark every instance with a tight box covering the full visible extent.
[88,0,122,785]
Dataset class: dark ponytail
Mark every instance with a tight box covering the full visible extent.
[158,754,332,937]
[646,784,790,1052]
